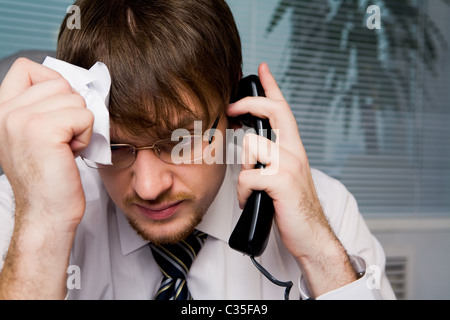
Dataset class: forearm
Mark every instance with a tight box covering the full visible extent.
[0,206,77,300]
[296,229,358,298]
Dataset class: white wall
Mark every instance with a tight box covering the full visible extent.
[368,218,450,299]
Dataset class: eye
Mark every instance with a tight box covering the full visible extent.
[111,145,131,152]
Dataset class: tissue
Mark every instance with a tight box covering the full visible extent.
[42,56,112,165]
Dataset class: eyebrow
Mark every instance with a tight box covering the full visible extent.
[110,116,203,145]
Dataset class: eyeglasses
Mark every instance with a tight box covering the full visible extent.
[82,116,221,170]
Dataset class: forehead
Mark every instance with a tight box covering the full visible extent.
[109,87,223,143]
[109,112,206,144]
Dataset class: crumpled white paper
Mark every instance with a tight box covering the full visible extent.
[42,56,112,165]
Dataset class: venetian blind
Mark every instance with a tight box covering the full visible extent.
[228,0,450,216]
[0,0,449,216]
[0,0,73,59]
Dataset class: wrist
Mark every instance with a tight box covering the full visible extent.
[15,198,82,235]
[0,207,77,299]
[13,206,78,274]
[296,234,358,298]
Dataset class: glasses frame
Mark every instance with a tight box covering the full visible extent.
[82,115,221,170]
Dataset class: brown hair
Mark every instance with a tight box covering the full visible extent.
[57,0,242,140]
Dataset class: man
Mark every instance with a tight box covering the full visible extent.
[0,0,394,299]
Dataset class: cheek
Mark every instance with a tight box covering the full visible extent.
[188,163,227,201]
[98,162,226,205]
[99,170,131,201]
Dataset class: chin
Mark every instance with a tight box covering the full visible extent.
[126,206,206,245]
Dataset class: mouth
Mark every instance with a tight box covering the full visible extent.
[134,201,183,221]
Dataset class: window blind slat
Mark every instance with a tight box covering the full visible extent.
[229,0,450,216]
[0,0,448,217]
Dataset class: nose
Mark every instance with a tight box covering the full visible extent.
[131,149,174,201]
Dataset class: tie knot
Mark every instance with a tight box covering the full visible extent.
[150,230,207,300]
[150,230,207,280]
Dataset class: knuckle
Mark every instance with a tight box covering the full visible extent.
[283,169,295,184]
[237,169,251,185]
[4,109,25,133]
[239,96,253,104]
[240,145,256,165]
[12,57,32,70]
[83,109,94,125]
[70,93,86,109]
[237,170,247,185]
[53,77,73,94]
[272,99,289,115]
[242,132,256,150]
[26,114,44,133]
[2,110,41,144]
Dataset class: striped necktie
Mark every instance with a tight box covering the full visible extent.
[149,230,207,300]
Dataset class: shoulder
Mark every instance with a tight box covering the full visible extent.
[311,167,349,194]
[310,168,364,239]
[310,168,356,212]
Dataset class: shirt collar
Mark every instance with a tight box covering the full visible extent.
[116,164,239,256]
[196,164,237,243]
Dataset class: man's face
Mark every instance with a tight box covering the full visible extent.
[99,113,228,245]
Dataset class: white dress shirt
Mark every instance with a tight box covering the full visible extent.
[0,157,395,300]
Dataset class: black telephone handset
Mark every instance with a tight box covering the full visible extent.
[228,75,275,257]
[228,75,293,299]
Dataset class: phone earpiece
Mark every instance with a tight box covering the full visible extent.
[228,75,275,257]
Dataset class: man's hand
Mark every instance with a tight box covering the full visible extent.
[0,58,93,299]
[227,63,357,297]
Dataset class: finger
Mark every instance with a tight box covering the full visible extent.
[227,97,297,129]
[41,108,94,154]
[227,66,295,131]
[70,113,95,157]
[227,96,272,119]
[258,62,285,101]
[227,62,303,153]
[227,97,297,134]
[228,97,301,150]
[20,92,86,115]
[226,63,286,120]
[240,133,279,171]
[4,94,87,132]
[236,168,274,209]
[0,58,62,103]
[8,77,74,110]
[238,133,281,209]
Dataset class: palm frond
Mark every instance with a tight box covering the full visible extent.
[267,0,448,141]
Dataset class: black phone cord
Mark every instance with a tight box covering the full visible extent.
[250,255,293,300]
